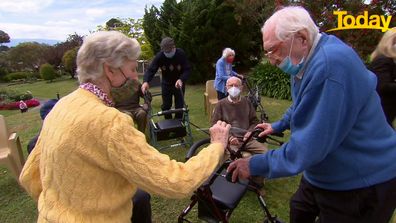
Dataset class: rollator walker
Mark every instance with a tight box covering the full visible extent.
[144,88,193,150]
[178,128,284,223]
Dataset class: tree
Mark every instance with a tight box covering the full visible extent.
[47,33,84,67]
[97,18,154,60]
[106,18,123,29]
[0,30,10,45]
[62,47,79,79]
[40,63,56,81]
[143,6,162,53]
[6,42,51,71]
[289,0,396,60]
[143,0,395,83]
[143,0,273,83]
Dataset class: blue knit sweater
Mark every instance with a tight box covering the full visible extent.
[250,34,396,190]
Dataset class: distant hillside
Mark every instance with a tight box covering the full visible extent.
[3,38,61,47]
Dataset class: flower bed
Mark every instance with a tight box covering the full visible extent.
[0,99,40,110]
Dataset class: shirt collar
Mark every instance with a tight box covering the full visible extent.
[227,95,241,103]
[79,82,114,107]
[295,33,322,80]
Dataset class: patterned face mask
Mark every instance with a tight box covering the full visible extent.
[110,70,140,105]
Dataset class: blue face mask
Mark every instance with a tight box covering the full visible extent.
[164,49,176,58]
[277,36,305,76]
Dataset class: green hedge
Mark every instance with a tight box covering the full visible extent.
[249,61,291,100]
[0,88,33,101]
[4,72,39,82]
[0,67,9,81]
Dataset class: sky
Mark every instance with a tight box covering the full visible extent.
[0,0,165,42]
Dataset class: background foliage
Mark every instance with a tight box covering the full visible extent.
[143,0,272,83]
[250,61,291,100]
[143,0,396,84]
[4,72,39,82]
[96,18,154,60]
[62,47,79,78]
[39,63,57,81]
[0,32,83,82]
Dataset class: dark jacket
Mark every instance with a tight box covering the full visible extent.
[368,55,396,125]
[143,48,191,85]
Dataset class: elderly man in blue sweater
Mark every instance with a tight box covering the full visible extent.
[228,6,396,223]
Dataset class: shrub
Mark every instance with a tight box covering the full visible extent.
[40,63,57,81]
[0,67,8,81]
[249,61,291,100]
[0,89,33,102]
[31,72,41,79]
[62,47,78,79]
[18,91,33,101]
[4,71,32,81]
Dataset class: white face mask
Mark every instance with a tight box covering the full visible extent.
[227,86,241,98]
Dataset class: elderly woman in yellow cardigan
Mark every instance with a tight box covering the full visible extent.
[19,31,231,223]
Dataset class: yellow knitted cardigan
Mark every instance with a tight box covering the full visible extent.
[20,88,224,223]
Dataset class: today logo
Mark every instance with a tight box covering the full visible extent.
[327,11,393,32]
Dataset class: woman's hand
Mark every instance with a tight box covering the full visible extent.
[210,121,231,149]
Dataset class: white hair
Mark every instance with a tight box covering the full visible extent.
[226,76,242,86]
[262,6,319,43]
[222,48,235,58]
[371,28,396,61]
[76,31,141,83]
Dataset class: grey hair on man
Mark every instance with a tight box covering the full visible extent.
[262,6,319,44]
[76,31,141,83]
[226,76,242,86]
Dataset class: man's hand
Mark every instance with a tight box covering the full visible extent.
[227,157,251,182]
[141,82,149,93]
[175,79,183,89]
[209,121,231,149]
[256,122,274,138]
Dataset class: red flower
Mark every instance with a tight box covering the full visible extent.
[0,99,41,110]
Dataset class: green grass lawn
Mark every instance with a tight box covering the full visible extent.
[2,79,393,223]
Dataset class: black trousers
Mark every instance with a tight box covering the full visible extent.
[161,83,185,119]
[131,189,152,223]
[290,176,396,223]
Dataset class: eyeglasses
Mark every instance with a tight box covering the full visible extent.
[264,42,282,58]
